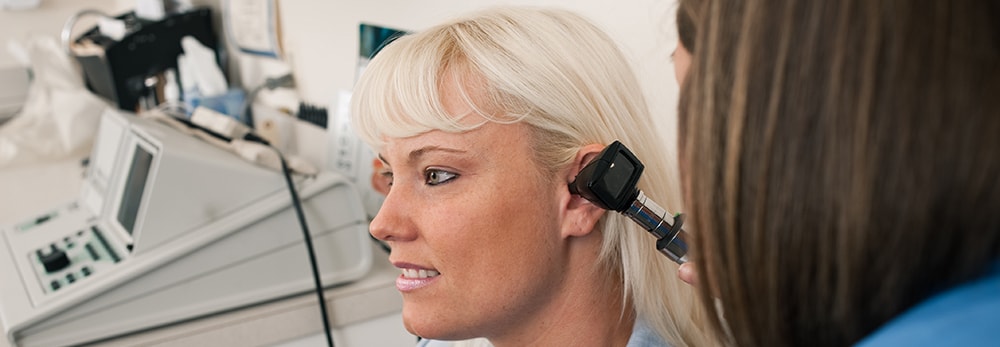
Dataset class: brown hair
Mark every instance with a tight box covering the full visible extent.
[680,0,1000,346]
[675,0,699,53]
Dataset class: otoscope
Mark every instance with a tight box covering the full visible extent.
[569,141,689,264]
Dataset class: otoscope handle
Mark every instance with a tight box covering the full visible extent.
[623,191,689,264]
[655,216,688,264]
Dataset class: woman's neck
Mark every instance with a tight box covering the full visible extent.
[488,236,636,347]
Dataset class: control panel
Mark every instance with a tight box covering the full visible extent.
[30,226,121,294]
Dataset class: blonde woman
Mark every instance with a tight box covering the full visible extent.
[352,6,713,347]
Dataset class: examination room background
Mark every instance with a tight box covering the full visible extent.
[0,0,685,346]
[0,0,684,171]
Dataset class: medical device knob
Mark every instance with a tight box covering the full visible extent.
[39,245,71,273]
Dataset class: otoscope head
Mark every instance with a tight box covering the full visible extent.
[568,141,643,212]
[569,140,690,264]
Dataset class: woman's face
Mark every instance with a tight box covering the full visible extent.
[369,87,572,340]
[673,41,692,85]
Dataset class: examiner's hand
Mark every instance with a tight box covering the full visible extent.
[678,262,699,287]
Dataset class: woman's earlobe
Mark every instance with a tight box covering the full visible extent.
[562,192,607,238]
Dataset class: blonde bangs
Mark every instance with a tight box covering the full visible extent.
[352,26,524,153]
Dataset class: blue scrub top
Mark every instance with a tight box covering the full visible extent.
[855,261,1000,346]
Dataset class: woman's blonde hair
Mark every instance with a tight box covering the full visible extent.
[352,6,712,346]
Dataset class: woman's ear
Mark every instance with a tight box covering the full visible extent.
[561,143,609,239]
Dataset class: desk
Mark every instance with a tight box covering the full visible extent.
[0,158,414,347]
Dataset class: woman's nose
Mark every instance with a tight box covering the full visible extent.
[368,187,417,243]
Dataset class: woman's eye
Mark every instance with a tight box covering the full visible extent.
[425,169,458,186]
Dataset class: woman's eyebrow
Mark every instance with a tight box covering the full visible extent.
[407,146,467,163]
[379,146,467,167]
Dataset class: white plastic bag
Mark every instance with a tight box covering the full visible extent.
[0,36,109,167]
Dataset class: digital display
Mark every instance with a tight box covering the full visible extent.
[116,145,154,236]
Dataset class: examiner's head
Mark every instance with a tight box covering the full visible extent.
[678,0,1000,345]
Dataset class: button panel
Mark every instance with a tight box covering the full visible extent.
[32,226,122,294]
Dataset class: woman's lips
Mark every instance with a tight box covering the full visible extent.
[394,263,440,292]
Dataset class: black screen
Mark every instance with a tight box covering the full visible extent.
[117,145,153,236]
[359,23,408,61]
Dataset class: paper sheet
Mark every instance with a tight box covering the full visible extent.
[224,0,281,58]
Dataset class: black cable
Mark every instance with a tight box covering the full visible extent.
[276,152,335,347]
[172,107,333,346]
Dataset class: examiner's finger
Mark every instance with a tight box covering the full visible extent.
[678,262,699,287]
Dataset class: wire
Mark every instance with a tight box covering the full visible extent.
[275,151,335,347]
[153,108,334,346]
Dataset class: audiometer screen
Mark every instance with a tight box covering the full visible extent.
[117,145,154,235]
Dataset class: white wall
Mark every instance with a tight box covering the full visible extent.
[0,0,685,169]
[268,0,683,164]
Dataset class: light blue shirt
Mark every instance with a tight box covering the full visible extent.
[626,318,672,347]
[415,318,672,347]
[855,261,1000,346]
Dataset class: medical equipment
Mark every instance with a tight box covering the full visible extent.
[0,109,371,346]
[569,140,689,264]
[69,8,219,113]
